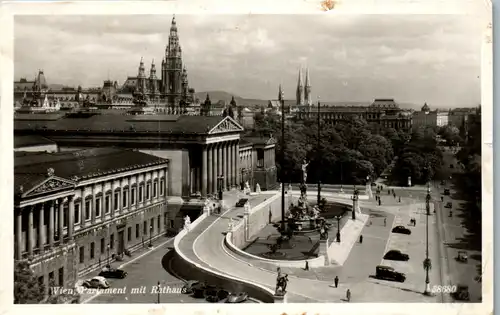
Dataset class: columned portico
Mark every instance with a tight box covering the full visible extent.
[202,146,208,196]
[207,145,213,194]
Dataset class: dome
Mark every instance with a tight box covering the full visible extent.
[421,102,430,112]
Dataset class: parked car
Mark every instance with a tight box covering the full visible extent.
[98,267,128,279]
[82,276,110,289]
[235,199,249,207]
[181,280,200,294]
[452,284,470,301]
[226,292,249,303]
[444,189,450,195]
[206,289,230,303]
[375,265,406,282]
[392,225,411,235]
[456,251,468,263]
[192,282,209,298]
[445,202,453,209]
[383,250,410,261]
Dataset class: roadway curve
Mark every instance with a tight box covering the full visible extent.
[181,192,368,302]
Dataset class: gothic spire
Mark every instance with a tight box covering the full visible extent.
[305,67,310,87]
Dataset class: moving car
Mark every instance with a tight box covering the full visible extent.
[383,250,410,261]
[98,267,128,279]
[444,189,450,195]
[181,280,200,294]
[82,276,110,289]
[191,282,209,298]
[235,199,249,207]
[392,225,411,235]
[445,202,453,209]
[226,292,249,303]
[375,265,406,282]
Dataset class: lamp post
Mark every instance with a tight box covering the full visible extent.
[317,97,321,206]
[352,185,358,220]
[334,215,341,242]
[106,244,110,268]
[217,175,224,200]
[423,182,432,295]
[157,281,161,303]
[149,225,153,247]
[280,86,286,233]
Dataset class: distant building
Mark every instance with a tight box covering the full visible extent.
[295,98,412,131]
[412,103,438,130]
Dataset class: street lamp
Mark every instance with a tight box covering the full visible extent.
[217,175,224,200]
[334,215,341,242]
[106,244,110,268]
[423,183,432,295]
[280,86,286,233]
[149,225,153,247]
[317,97,321,206]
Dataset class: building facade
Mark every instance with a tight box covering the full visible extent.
[14,148,170,291]
[295,98,412,131]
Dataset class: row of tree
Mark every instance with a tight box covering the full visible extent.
[253,111,411,185]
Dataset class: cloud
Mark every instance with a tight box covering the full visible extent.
[14,14,483,107]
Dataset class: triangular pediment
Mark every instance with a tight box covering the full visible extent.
[208,116,244,135]
[23,176,76,198]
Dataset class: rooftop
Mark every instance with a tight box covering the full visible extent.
[15,148,169,196]
[14,135,55,148]
[14,114,243,136]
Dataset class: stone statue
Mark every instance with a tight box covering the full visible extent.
[311,205,320,218]
[319,221,329,240]
[184,215,191,231]
[256,183,261,194]
[228,218,234,232]
[275,272,289,296]
[301,159,310,183]
[244,181,251,195]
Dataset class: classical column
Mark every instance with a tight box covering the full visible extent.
[58,198,64,243]
[27,206,34,257]
[135,175,140,206]
[68,196,74,241]
[101,182,106,221]
[212,145,217,193]
[119,179,124,213]
[38,204,45,253]
[202,146,208,197]
[207,145,213,194]
[110,183,115,218]
[16,209,23,260]
[226,143,231,190]
[48,201,54,249]
[230,142,235,188]
[217,144,223,187]
[91,185,96,225]
[236,141,241,186]
[128,177,132,208]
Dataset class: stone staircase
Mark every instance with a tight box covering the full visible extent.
[328,213,369,266]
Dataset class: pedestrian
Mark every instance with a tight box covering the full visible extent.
[384,218,386,226]
[359,235,363,244]
[413,218,416,226]
[334,276,339,288]
[388,190,390,195]
[393,193,396,198]
[441,196,444,202]
[378,199,381,206]
[346,289,351,302]
[305,261,309,271]
[398,196,401,203]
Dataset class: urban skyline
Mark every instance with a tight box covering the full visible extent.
[15,14,482,107]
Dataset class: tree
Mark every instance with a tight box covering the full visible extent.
[14,261,45,304]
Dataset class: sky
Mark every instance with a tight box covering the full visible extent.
[15,14,483,107]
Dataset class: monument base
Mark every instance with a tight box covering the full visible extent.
[319,238,330,266]
[273,293,287,303]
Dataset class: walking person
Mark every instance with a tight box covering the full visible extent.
[359,235,363,244]
[334,276,339,288]
[384,218,387,226]
[346,289,351,302]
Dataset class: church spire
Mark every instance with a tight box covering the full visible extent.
[279,84,284,101]
[304,67,312,106]
[296,68,304,106]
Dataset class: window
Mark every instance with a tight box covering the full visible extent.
[170,220,174,228]
[85,200,91,221]
[79,246,84,263]
[100,238,105,254]
[164,213,168,226]
[143,221,147,235]
[139,185,144,202]
[110,233,114,249]
[114,191,120,210]
[157,215,161,230]
[105,195,110,214]
[38,276,44,286]
[131,188,136,205]
[58,267,64,286]
[74,203,81,224]
[160,179,165,196]
[48,271,55,286]
[127,227,132,242]
[153,182,158,198]
[136,224,140,238]
[146,183,151,200]
[90,242,95,259]
[95,198,101,217]
[122,190,128,208]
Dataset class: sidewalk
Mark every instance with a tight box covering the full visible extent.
[328,213,369,265]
